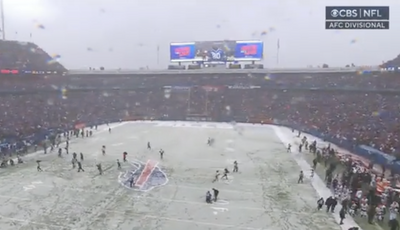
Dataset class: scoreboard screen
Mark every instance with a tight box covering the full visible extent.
[169,43,197,61]
[234,41,263,61]
[170,40,263,63]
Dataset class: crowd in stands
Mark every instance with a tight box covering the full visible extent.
[3,72,400,91]
[1,80,399,156]
[0,40,399,167]
[0,40,66,73]
[382,54,400,69]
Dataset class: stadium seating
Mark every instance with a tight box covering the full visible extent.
[0,72,399,153]
[1,45,400,173]
[0,40,66,72]
[382,54,400,68]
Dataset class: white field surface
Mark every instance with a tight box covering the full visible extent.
[0,121,344,230]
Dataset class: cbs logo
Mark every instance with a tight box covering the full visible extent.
[330,9,357,18]
[331,9,340,17]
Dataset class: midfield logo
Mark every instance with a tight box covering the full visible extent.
[118,160,168,192]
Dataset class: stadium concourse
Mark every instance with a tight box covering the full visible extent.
[0,121,356,230]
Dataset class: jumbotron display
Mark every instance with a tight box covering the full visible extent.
[170,40,263,64]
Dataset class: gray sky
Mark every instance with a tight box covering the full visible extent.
[3,0,398,69]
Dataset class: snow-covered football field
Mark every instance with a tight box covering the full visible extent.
[0,121,347,230]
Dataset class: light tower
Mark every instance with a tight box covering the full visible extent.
[0,0,5,40]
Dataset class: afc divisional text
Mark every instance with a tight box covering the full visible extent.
[325,6,389,30]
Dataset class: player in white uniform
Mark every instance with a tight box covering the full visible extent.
[390,202,398,221]
[212,170,220,183]
[348,202,357,216]
[376,205,384,222]
[334,184,343,197]
[360,203,368,217]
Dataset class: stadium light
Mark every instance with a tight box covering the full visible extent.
[0,0,5,40]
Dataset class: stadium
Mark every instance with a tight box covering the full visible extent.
[1,1,400,230]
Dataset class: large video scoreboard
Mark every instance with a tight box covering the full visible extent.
[170,40,263,64]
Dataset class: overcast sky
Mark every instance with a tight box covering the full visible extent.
[3,0,398,69]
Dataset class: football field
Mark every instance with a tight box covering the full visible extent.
[0,122,342,230]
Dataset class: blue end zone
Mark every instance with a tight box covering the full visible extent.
[118,160,169,192]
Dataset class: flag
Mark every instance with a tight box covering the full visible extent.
[277,39,280,49]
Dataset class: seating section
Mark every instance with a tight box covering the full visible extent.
[382,54,400,68]
[0,40,66,72]
[0,41,399,169]
[0,72,399,156]
[2,72,400,91]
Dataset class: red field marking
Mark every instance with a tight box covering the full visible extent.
[135,160,158,187]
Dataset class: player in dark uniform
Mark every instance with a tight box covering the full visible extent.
[97,163,103,175]
[221,168,229,180]
[17,156,23,164]
[212,188,219,202]
[77,161,84,172]
[233,161,238,172]
[65,140,69,151]
[36,160,43,172]
[317,197,324,210]
[206,191,212,203]
[159,149,164,159]
[129,176,135,188]
[123,152,127,162]
[298,171,304,183]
